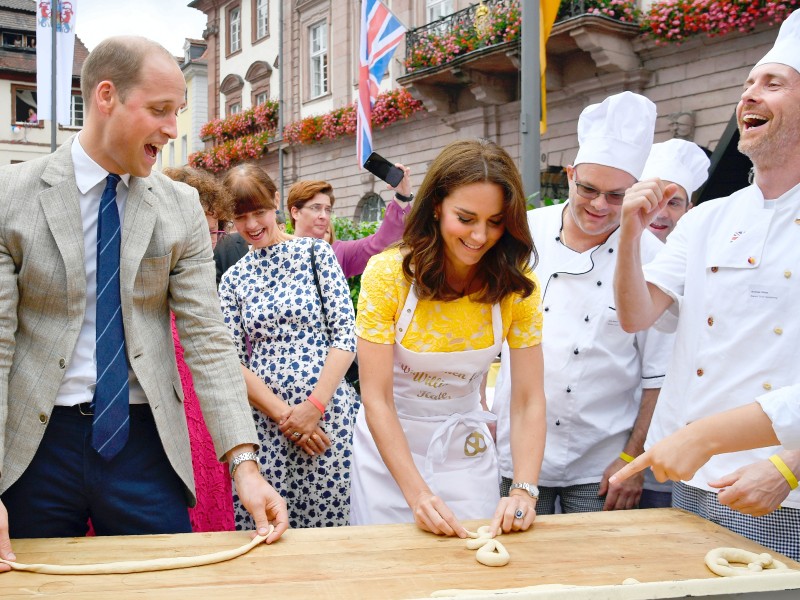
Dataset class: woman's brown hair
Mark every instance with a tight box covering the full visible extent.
[222,163,278,215]
[402,139,537,303]
[286,180,335,227]
[163,166,234,221]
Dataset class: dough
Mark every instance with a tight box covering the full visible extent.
[0,527,272,575]
[704,547,791,577]
[475,539,510,567]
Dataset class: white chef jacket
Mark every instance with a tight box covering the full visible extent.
[644,183,800,508]
[493,204,672,486]
[757,385,800,451]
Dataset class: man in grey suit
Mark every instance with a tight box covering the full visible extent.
[0,36,287,569]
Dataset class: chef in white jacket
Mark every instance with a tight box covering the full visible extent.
[493,92,673,513]
[613,11,800,560]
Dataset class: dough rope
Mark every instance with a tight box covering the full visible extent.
[465,525,509,567]
[0,527,272,575]
[704,547,791,577]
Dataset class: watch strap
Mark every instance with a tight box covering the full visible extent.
[229,451,258,478]
[394,191,413,203]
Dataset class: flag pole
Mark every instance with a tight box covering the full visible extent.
[520,0,540,205]
[49,1,57,153]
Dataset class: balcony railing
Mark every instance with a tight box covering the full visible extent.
[404,0,639,74]
[404,0,521,73]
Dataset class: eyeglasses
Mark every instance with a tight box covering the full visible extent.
[209,230,228,242]
[301,203,333,216]
[573,173,627,206]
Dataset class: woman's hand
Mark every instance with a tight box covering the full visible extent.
[491,492,537,535]
[278,401,329,454]
[411,491,468,538]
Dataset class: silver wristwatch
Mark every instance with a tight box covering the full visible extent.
[229,451,258,478]
[509,482,540,498]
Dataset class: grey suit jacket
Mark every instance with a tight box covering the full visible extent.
[0,139,258,501]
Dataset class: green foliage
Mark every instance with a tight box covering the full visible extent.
[526,192,565,210]
[331,216,380,310]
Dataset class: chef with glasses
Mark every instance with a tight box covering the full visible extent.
[493,92,673,514]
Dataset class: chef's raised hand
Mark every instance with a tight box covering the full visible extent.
[412,490,468,538]
[620,179,680,240]
[610,425,717,486]
[0,500,16,573]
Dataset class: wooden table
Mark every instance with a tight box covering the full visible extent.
[2,509,799,599]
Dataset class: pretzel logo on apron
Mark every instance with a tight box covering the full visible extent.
[464,431,487,457]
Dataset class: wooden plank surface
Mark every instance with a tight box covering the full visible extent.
[1,508,799,599]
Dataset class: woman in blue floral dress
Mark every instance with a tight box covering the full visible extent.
[219,164,358,529]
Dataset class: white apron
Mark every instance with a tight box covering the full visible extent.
[350,286,502,525]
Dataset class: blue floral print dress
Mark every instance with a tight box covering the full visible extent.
[219,237,358,529]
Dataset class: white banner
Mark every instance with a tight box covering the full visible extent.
[36,0,78,126]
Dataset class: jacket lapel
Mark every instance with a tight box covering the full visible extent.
[39,142,87,315]
[120,176,157,298]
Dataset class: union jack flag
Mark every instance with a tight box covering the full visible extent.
[357,0,406,167]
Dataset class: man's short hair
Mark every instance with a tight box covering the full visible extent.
[80,36,176,109]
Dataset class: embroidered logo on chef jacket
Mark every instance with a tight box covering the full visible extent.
[464,431,488,457]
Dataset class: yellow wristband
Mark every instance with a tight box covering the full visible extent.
[619,452,635,464]
[769,455,799,490]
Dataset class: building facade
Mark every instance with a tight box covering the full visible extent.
[0,0,88,165]
[191,0,782,219]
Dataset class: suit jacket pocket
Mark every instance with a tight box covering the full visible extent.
[133,253,172,314]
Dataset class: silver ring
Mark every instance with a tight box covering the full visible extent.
[514,509,525,519]
[292,431,302,438]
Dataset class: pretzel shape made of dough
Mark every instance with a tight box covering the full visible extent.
[465,526,510,567]
[704,547,791,577]
[0,527,272,575]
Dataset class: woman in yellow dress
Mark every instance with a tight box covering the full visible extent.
[350,139,546,538]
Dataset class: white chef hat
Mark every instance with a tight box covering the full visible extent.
[573,91,656,180]
[640,139,710,198]
[755,10,800,75]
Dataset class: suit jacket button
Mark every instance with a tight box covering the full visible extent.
[59,358,66,369]
[39,413,48,424]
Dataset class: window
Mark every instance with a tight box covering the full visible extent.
[228,102,241,115]
[70,94,84,128]
[358,192,386,223]
[181,135,188,165]
[11,85,38,124]
[168,142,175,166]
[427,0,453,22]
[228,6,241,54]
[254,0,269,40]
[309,21,328,98]
[255,91,268,105]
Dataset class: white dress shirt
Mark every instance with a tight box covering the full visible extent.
[644,182,800,508]
[494,204,672,486]
[55,136,146,406]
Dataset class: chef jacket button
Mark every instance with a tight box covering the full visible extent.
[573,348,579,355]
[566,386,571,393]
[707,316,714,327]
[763,383,772,391]
[58,357,66,369]
[584,315,589,322]
[774,327,783,335]
[398,327,403,332]
[39,413,48,424]
[555,419,560,426]
[748,257,756,265]
[795,218,800,225]
[785,271,792,279]
[553,273,558,278]
[555,236,560,242]
[608,248,614,253]
[596,281,602,286]
[544,306,549,312]
[711,266,718,273]
[696,368,704,377]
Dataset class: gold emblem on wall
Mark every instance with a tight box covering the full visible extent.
[464,431,487,457]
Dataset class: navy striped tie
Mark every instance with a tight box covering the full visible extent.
[92,173,129,460]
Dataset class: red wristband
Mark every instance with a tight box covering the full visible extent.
[308,394,325,415]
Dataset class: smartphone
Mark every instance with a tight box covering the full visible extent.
[363,152,404,188]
